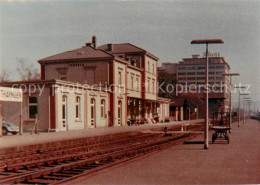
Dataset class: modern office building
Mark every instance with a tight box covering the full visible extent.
[160,53,231,115]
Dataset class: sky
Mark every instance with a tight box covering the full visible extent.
[0,0,260,109]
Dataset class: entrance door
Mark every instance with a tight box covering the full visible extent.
[90,98,96,127]
[118,100,122,126]
[62,95,68,131]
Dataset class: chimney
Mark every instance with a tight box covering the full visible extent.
[108,43,113,52]
[92,35,96,48]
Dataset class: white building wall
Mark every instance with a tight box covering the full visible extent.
[145,56,157,100]
[114,61,127,127]
[127,68,142,98]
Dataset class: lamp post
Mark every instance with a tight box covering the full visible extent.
[222,73,240,131]
[244,98,251,123]
[238,92,249,127]
[247,101,253,119]
[191,39,224,149]
[234,87,246,127]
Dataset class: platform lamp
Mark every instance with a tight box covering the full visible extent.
[238,92,249,127]
[244,98,251,123]
[191,39,224,150]
[246,100,253,119]
[222,73,240,131]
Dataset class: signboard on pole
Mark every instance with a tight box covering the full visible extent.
[0,87,23,102]
[0,87,23,136]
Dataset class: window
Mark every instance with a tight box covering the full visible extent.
[75,96,81,120]
[152,80,155,93]
[178,73,186,76]
[136,76,140,91]
[118,100,122,125]
[178,67,186,71]
[57,68,67,81]
[152,63,155,74]
[148,61,150,72]
[131,76,134,89]
[147,78,150,92]
[62,95,67,127]
[118,71,122,85]
[197,72,205,75]
[187,72,196,75]
[90,98,96,126]
[197,66,205,70]
[29,97,38,119]
[101,99,105,118]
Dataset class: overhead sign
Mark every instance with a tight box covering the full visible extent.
[0,87,23,102]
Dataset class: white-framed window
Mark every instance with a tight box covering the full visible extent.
[29,97,38,119]
[152,80,155,93]
[75,96,81,120]
[147,78,150,92]
[90,98,96,126]
[131,76,134,90]
[118,100,122,125]
[101,99,105,118]
[136,76,140,91]
[118,71,122,85]
[62,95,67,127]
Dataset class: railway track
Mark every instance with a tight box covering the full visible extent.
[0,123,204,184]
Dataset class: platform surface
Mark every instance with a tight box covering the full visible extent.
[67,119,260,184]
[0,119,203,151]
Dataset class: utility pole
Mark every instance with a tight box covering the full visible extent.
[191,39,224,149]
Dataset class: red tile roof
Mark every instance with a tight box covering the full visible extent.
[97,43,159,61]
[38,46,113,63]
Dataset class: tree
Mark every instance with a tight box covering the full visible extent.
[0,70,9,83]
[16,58,40,81]
[158,70,177,98]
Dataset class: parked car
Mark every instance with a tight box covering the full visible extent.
[2,122,19,135]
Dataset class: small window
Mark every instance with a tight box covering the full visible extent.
[29,97,38,119]
[101,99,105,118]
[118,71,122,85]
[75,96,81,119]
[131,76,134,90]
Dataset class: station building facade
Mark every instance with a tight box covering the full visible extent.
[1,37,170,132]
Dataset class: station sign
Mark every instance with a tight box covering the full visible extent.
[0,87,23,102]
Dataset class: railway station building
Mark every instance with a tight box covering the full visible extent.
[1,36,170,132]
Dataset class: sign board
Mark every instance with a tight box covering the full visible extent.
[0,87,23,102]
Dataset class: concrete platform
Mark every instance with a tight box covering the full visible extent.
[0,119,203,154]
[67,119,260,184]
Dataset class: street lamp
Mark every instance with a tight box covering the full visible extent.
[238,92,249,126]
[234,87,246,127]
[244,98,251,123]
[222,73,240,131]
[191,39,224,149]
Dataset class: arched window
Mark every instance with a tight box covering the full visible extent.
[118,100,122,125]
[90,98,96,126]
[29,97,38,119]
[101,99,105,118]
[75,96,81,119]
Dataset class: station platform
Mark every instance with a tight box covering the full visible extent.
[67,119,260,184]
[0,119,203,154]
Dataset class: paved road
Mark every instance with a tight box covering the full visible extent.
[68,119,260,184]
